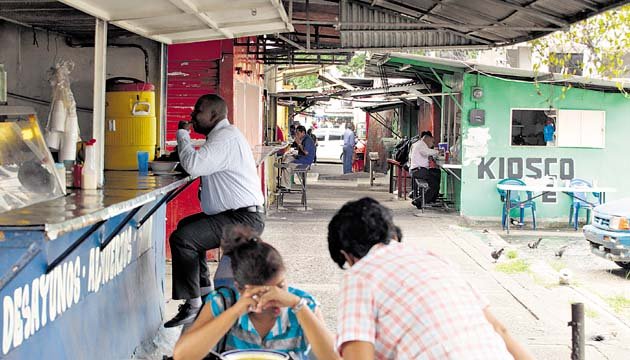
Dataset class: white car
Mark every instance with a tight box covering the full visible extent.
[314,128,345,163]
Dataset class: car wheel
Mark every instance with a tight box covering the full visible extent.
[614,261,630,269]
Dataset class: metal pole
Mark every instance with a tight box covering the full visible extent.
[158,43,168,154]
[440,95,445,142]
[93,18,107,188]
[306,0,311,50]
[569,303,585,360]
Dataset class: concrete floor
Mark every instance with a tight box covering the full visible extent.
[157,163,630,359]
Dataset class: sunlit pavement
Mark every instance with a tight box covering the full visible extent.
[158,163,630,359]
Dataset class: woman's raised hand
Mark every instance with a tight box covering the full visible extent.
[246,285,300,312]
[233,286,269,315]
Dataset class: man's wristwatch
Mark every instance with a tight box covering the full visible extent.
[291,297,308,313]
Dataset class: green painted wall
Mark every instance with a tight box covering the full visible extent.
[459,74,630,221]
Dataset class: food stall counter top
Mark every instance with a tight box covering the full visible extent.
[253,144,288,166]
[0,171,192,239]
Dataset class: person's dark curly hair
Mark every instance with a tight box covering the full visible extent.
[327,197,401,269]
[221,225,285,288]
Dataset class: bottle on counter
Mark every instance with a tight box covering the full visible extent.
[54,163,66,190]
[82,139,97,189]
[72,163,82,188]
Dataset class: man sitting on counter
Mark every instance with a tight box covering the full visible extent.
[164,94,265,328]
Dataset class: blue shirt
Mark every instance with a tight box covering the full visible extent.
[293,135,316,165]
[205,287,318,359]
[343,128,355,149]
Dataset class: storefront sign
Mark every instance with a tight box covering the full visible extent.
[477,157,575,203]
[477,157,575,180]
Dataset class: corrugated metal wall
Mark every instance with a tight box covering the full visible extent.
[167,59,220,143]
[165,41,223,260]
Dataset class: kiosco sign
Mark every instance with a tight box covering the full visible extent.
[477,157,576,203]
[477,157,575,180]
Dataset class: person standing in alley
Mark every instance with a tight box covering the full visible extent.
[342,122,355,174]
[307,128,318,163]
[327,197,534,360]
[165,94,265,328]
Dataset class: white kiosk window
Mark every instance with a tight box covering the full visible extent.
[556,109,606,148]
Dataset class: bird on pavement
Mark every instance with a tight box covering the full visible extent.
[555,245,569,258]
[491,248,505,261]
[559,268,572,285]
[528,237,543,249]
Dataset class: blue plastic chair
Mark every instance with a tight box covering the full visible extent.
[568,179,601,230]
[497,178,537,230]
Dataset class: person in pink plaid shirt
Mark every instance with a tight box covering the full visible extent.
[327,198,533,360]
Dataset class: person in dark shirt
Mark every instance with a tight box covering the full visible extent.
[279,125,315,189]
[307,128,318,163]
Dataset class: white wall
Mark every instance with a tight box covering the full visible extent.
[0,21,161,140]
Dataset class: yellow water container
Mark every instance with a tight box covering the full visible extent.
[105,77,156,170]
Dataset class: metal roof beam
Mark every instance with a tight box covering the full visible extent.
[363,0,500,43]
[166,0,233,38]
[372,0,503,43]
[318,73,356,90]
[565,0,599,11]
[297,21,560,32]
[414,1,511,42]
[276,33,306,50]
[219,17,284,29]
[482,0,569,27]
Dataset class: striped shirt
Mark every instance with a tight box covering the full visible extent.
[337,242,513,360]
[177,119,264,215]
[206,287,318,359]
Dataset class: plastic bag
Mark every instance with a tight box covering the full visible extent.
[44,60,81,160]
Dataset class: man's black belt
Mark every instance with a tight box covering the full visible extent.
[235,205,265,213]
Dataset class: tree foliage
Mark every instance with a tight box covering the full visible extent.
[530,4,630,85]
[288,74,320,89]
[337,53,367,77]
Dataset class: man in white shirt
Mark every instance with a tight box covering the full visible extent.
[409,132,441,207]
[165,94,265,328]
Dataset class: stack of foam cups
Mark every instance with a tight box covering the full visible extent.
[59,110,79,162]
[44,99,66,150]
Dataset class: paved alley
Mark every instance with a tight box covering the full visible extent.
[160,163,630,359]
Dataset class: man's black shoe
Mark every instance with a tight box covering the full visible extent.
[411,199,423,209]
[164,303,200,328]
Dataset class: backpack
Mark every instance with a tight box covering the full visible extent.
[392,135,420,167]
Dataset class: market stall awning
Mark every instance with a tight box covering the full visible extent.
[57,0,293,44]
[366,53,630,92]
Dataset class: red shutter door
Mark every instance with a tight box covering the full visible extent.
[165,44,221,260]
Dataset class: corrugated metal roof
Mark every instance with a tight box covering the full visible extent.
[368,52,630,91]
[335,0,629,50]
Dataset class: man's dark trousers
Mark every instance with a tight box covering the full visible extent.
[412,167,441,203]
[170,209,264,300]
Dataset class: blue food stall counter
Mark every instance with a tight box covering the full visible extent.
[0,169,192,358]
